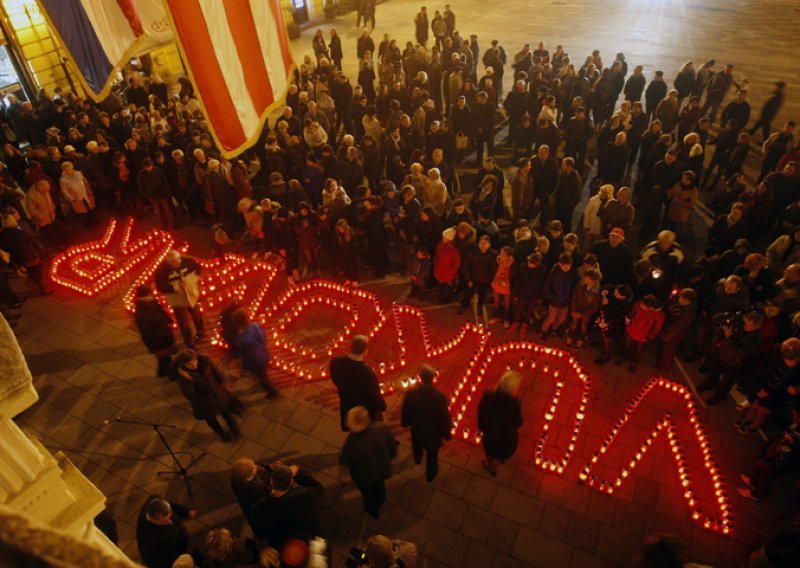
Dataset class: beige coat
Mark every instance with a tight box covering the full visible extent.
[666,182,698,224]
[26,186,56,228]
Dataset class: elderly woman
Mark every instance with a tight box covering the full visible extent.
[422,168,448,217]
[302,118,328,150]
[583,183,615,251]
[26,179,66,248]
[58,161,96,228]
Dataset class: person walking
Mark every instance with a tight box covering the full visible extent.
[133,285,177,378]
[169,349,242,442]
[477,370,523,477]
[401,364,452,482]
[330,335,386,431]
[341,406,398,518]
[155,250,205,347]
[234,311,279,398]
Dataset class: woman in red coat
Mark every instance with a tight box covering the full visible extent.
[620,295,665,372]
[433,227,461,302]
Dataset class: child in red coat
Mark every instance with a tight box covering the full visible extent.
[618,294,665,372]
[433,227,462,303]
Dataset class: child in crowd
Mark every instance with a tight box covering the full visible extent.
[619,294,665,372]
[490,245,515,327]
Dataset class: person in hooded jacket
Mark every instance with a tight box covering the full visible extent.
[540,252,577,340]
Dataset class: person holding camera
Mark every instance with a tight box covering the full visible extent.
[249,463,324,547]
[698,310,763,405]
[595,284,634,365]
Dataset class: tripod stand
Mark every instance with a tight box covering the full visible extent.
[106,415,205,499]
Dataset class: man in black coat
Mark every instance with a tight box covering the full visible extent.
[401,364,452,482]
[597,131,630,187]
[133,285,176,377]
[231,457,273,526]
[623,65,646,102]
[472,91,496,165]
[509,252,548,338]
[330,335,386,430]
[554,157,583,233]
[249,464,324,545]
[136,496,195,568]
[592,228,634,285]
[564,107,593,174]
[341,406,397,518]
[644,71,667,123]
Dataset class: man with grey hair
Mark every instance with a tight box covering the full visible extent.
[154,250,204,346]
[329,335,386,430]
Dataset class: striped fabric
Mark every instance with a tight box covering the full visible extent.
[165,0,294,157]
[38,0,146,97]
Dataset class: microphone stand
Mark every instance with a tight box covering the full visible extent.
[108,416,205,500]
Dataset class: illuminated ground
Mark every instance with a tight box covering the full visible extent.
[10,218,792,567]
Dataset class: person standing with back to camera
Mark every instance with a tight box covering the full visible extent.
[477,370,523,477]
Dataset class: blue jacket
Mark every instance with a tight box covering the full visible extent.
[237,322,270,371]
[543,266,576,308]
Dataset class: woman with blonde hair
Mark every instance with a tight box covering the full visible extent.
[204,527,258,566]
[582,184,614,251]
[477,370,523,476]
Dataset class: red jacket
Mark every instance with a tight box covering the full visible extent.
[625,301,665,342]
[433,240,461,284]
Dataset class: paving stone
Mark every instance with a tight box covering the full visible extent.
[397,479,436,518]
[462,539,497,568]
[490,486,545,528]
[423,524,468,567]
[487,515,521,553]
[564,513,602,553]
[513,526,573,568]
[538,503,571,541]
[425,489,469,527]
[463,473,498,509]
[459,505,496,541]
[595,524,641,565]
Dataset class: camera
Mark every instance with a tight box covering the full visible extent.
[651,268,663,279]
[345,547,368,567]
[713,310,745,335]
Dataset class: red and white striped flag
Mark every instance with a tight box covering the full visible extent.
[165,0,294,158]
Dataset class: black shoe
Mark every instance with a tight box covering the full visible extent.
[426,464,440,482]
[683,354,702,363]
[218,431,233,442]
[266,390,281,400]
[456,305,469,315]
[697,365,709,374]
[594,356,610,365]
[3,312,21,321]
[706,394,726,406]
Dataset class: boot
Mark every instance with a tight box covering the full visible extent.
[519,323,529,340]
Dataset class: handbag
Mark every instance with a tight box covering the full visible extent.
[455,131,469,150]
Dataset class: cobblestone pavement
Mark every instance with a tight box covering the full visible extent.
[10,218,794,568]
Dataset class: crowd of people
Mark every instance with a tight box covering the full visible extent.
[2,1,800,565]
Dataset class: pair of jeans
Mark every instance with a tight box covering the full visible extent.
[173,305,205,346]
